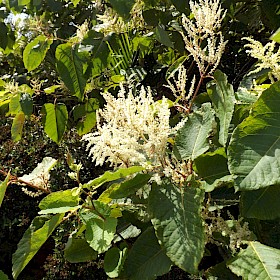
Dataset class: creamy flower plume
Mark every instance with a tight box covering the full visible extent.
[243,37,280,81]
[181,0,227,75]
[83,85,175,168]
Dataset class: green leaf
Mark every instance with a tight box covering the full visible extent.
[56,43,86,101]
[41,103,68,144]
[0,22,8,50]
[175,103,214,160]
[241,185,280,220]
[149,181,205,274]
[0,173,10,207]
[85,216,117,254]
[19,157,57,188]
[20,93,33,116]
[39,189,80,214]
[74,98,99,136]
[104,247,128,278]
[155,25,173,48]
[270,27,280,43]
[108,0,135,18]
[69,0,80,7]
[208,70,235,146]
[228,241,280,280]
[228,81,280,191]
[109,173,152,199]
[64,237,97,263]
[194,148,229,184]
[23,35,53,72]
[166,55,188,80]
[123,227,172,280]
[0,270,9,280]
[80,202,118,253]
[12,214,64,279]
[83,166,144,190]
[11,111,25,141]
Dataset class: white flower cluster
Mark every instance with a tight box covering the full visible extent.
[181,0,227,75]
[83,85,174,168]
[243,37,280,81]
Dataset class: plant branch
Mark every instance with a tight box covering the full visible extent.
[0,168,51,194]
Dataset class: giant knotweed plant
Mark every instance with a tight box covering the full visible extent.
[2,0,280,279]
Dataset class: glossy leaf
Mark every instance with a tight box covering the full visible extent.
[228,81,280,190]
[109,173,152,199]
[208,70,235,146]
[149,181,205,274]
[241,185,280,220]
[41,103,68,144]
[104,247,128,278]
[194,148,229,184]
[270,27,280,43]
[175,103,214,160]
[155,25,173,48]
[20,93,33,116]
[228,241,280,280]
[82,166,144,190]
[56,43,86,101]
[39,189,80,214]
[80,202,118,254]
[12,214,64,279]
[123,227,172,280]
[85,216,117,254]
[11,111,25,142]
[0,173,10,207]
[23,35,53,72]
[74,98,99,136]
[64,237,97,263]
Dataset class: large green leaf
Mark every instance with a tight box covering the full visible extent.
[0,173,10,207]
[80,202,118,254]
[228,241,280,280]
[208,70,235,146]
[41,103,68,144]
[104,246,128,278]
[64,237,97,263]
[123,227,172,280]
[175,103,214,160]
[85,216,117,254]
[228,81,280,191]
[23,35,53,72]
[11,111,25,141]
[82,166,144,190]
[194,148,229,184]
[149,181,205,274]
[39,189,80,214]
[241,185,280,220]
[12,214,64,279]
[73,98,99,136]
[56,43,86,101]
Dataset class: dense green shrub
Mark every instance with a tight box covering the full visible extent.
[1,0,280,279]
